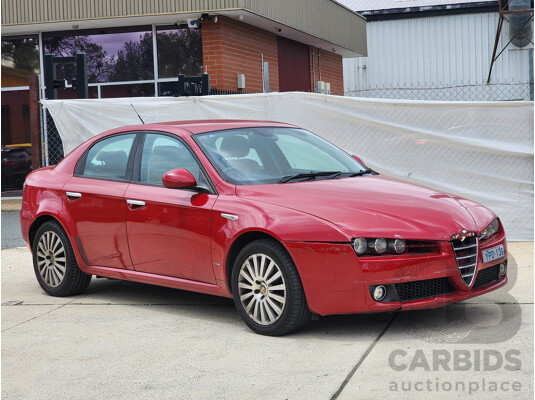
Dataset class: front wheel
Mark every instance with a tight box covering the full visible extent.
[32,221,92,297]
[231,239,311,336]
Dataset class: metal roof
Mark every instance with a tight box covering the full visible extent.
[338,0,496,11]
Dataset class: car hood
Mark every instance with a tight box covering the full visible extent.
[236,176,496,241]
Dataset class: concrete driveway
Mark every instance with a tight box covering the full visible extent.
[2,220,533,399]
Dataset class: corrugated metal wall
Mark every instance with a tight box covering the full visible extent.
[343,12,533,100]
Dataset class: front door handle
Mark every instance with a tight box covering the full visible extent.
[126,199,145,208]
[66,191,82,199]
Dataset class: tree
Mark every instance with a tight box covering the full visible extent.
[108,32,154,81]
[157,29,203,78]
[44,36,112,82]
[1,37,40,74]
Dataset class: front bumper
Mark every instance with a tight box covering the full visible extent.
[284,233,507,316]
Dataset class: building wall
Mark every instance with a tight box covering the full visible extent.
[311,48,344,95]
[1,0,367,57]
[203,16,344,94]
[202,16,279,92]
[343,12,533,100]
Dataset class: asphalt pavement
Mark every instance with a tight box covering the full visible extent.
[1,210,25,249]
[1,199,533,399]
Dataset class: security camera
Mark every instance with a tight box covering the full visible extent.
[187,18,199,29]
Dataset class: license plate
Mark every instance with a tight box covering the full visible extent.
[482,244,505,263]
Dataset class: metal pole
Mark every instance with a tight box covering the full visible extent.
[261,53,265,93]
[152,24,159,97]
[318,49,322,81]
[529,48,534,100]
[312,47,316,88]
[488,15,504,83]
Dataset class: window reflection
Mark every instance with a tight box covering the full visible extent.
[157,26,203,78]
[1,36,40,87]
[101,83,155,98]
[43,27,154,83]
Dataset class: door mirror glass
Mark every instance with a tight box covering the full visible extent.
[162,168,197,189]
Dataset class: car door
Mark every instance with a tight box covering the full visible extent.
[124,133,217,283]
[62,133,137,270]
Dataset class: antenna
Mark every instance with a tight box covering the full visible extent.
[130,103,145,124]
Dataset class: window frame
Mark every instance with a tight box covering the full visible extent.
[130,131,217,194]
[74,132,141,182]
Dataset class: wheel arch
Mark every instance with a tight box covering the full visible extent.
[225,230,291,294]
[29,214,68,248]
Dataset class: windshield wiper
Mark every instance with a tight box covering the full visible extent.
[348,168,373,177]
[278,171,341,184]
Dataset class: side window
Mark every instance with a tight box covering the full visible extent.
[140,134,201,186]
[82,134,136,180]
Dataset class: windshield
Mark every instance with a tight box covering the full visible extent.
[193,127,368,185]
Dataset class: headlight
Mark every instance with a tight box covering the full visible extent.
[479,219,500,240]
[352,238,408,256]
[371,238,388,254]
[353,238,368,255]
[390,239,406,254]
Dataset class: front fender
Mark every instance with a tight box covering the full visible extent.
[211,194,351,283]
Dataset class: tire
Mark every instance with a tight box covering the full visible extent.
[32,221,92,297]
[231,239,311,336]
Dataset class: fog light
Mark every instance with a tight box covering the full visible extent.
[499,262,506,276]
[353,238,368,255]
[371,238,387,254]
[373,285,387,301]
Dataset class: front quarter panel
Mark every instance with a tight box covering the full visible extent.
[211,194,351,283]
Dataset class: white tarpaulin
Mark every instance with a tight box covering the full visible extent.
[42,92,534,240]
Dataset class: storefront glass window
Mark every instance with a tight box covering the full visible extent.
[1,36,40,87]
[43,27,154,83]
[157,26,203,79]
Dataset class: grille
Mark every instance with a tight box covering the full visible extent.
[395,277,455,301]
[473,264,500,289]
[451,237,478,286]
[406,240,440,254]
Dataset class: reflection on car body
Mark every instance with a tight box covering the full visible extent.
[20,120,507,336]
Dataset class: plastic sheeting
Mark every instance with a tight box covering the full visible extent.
[42,92,534,240]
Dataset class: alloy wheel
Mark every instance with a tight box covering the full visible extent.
[237,253,287,325]
[36,231,66,288]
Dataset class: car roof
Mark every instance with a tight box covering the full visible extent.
[132,120,299,135]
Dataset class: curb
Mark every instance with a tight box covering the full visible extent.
[2,199,22,212]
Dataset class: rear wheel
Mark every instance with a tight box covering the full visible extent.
[32,221,91,297]
[231,239,311,336]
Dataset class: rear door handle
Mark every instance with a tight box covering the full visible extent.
[126,199,145,208]
[66,191,82,199]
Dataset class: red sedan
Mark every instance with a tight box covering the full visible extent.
[20,120,507,335]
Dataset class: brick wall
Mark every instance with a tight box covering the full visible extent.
[202,16,343,95]
[202,16,279,93]
[309,47,344,95]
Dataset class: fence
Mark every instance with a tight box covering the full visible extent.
[345,81,533,101]
[42,93,534,240]
[40,87,263,166]
[40,81,533,167]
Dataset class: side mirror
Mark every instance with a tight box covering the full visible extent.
[162,168,197,189]
[352,154,367,167]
